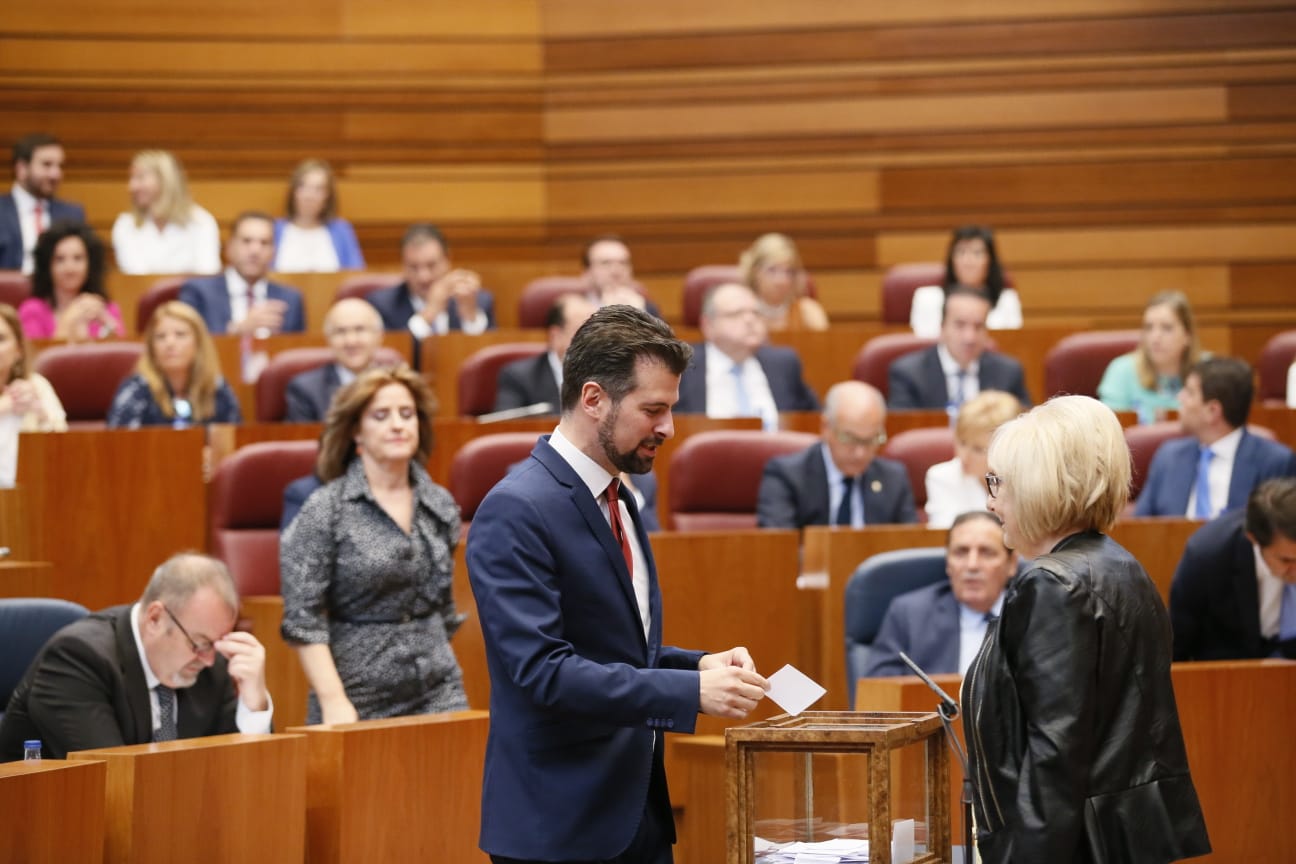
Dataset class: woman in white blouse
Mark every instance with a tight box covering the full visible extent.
[272,159,365,272]
[924,389,1022,528]
[909,225,1022,338]
[0,303,66,487]
[111,150,221,275]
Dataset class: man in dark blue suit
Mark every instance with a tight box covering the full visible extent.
[757,381,918,529]
[492,293,596,413]
[0,133,85,273]
[367,223,496,337]
[887,288,1032,410]
[283,298,385,422]
[1171,478,1296,660]
[467,306,769,864]
[861,511,1017,677]
[675,282,818,430]
[1136,357,1296,518]
[178,211,306,335]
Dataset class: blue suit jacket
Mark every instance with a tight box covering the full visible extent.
[284,363,341,423]
[887,345,1032,410]
[0,194,85,270]
[675,343,820,415]
[466,436,703,860]
[366,280,496,333]
[178,274,306,334]
[860,582,960,677]
[1134,429,1296,517]
[756,443,919,529]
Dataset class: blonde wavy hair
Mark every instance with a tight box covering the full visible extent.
[1133,290,1201,391]
[129,150,197,227]
[738,233,807,304]
[137,301,222,421]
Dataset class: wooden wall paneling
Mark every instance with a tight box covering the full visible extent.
[14,429,208,611]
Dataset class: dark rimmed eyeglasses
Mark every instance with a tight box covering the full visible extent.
[832,428,888,449]
[984,472,1003,499]
[163,605,216,658]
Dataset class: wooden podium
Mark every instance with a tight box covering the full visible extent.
[68,733,306,864]
[726,712,950,864]
[0,758,106,864]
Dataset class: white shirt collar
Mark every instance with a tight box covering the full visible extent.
[10,182,38,213]
[129,602,162,690]
[225,266,266,300]
[937,343,979,377]
[958,593,1004,624]
[335,364,358,386]
[1204,425,1244,461]
[549,426,616,501]
[547,351,563,391]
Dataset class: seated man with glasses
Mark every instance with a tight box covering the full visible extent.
[757,380,917,529]
[0,552,272,760]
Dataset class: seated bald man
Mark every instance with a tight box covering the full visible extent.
[284,297,387,422]
[0,553,272,760]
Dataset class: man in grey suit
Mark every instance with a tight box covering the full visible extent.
[861,511,1017,677]
[888,288,1031,410]
[0,132,86,273]
[284,298,386,422]
[493,293,596,413]
[757,380,917,529]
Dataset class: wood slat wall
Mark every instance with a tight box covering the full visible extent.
[1,1,1293,326]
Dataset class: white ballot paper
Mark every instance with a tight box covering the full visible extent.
[765,664,827,716]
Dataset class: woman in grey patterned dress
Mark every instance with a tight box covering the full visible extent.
[280,365,468,724]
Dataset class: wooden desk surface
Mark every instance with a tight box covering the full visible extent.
[0,758,106,864]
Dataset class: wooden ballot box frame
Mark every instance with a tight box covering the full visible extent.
[0,758,107,864]
[726,711,950,864]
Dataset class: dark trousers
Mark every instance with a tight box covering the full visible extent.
[490,742,674,864]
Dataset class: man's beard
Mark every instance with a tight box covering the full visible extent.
[598,403,663,475]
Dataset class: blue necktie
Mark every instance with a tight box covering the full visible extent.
[1193,446,1214,519]
[1279,584,1296,642]
[154,685,177,742]
[835,476,854,526]
[731,363,753,417]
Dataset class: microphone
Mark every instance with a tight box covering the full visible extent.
[898,651,959,720]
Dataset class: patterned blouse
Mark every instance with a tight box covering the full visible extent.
[279,457,467,721]
[105,373,242,428]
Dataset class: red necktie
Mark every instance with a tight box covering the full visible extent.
[32,201,44,236]
[605,478,634,578]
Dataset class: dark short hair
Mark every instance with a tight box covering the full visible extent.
[1245,478,1296,547]
[402,223,448,253]
[560,305,692,412]
[1192,356,1252,428]
[581,234,627,269]
[31,221,107,303]
[946,510,1004,547]
[940,285,992,324]
[230,210,275,238]
[943,224,1005,305]
[544,293,582,330]
[12,133,61,166]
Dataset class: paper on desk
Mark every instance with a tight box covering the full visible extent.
[766,664,827,716]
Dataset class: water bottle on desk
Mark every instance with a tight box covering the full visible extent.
[23,739,41,761]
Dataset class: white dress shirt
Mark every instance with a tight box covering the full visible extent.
[111,206,221,275]
[224,266,269,332]
[1184,426,1243,519]
[11,183,43,274]
[405,292,489,338]
[910,285,1023,339]
[549,427,650,642]
[1254,544,1285,640]
[924,458,989,529]
[821,443,866,528]
[958,595,1005,675]
[129,603,272,736]
[275,224,339,273]
[703,343,778,431]
[936,344,980,407]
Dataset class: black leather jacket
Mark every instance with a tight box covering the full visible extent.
[962,532,1211,863]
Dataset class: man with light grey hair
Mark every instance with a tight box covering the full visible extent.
[285,297,387,422]
[0,552,272,760]
[757,380,917,529]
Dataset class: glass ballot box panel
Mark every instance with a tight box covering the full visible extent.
[726,712,951,864]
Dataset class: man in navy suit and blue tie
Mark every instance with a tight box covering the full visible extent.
[757,380,918,529]
[467,305,769,864]
[0,132,86,273]
[861,511,1017,677]
[1135,357,1296,518]
[367,222,496,337]
[178,211,306,335]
